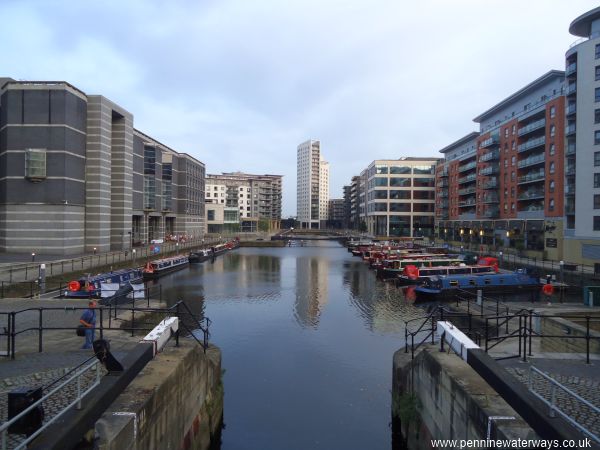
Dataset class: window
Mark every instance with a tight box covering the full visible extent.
[549,199,555,212]
[374,190,388,199]
[512,141,516,150]
[413,190,435,200]
[512,125,516,135]
[390,166,411,174]
[596,88,600,102]
[207,210,215,221]
[550,125,555,137]
[595,152,600,166]
[596,44,600,59]
[595,130,600,145]
[389,203,410,212]
[389,177,410,187]
[549,144,555,155]
[214,186,217,191]
[595,195,600,209]
[504,128,508,138]
[206,192,210,197]
[550,162,555,174]
[596,66,600,81]
[595,216,600,231]
[596,109,600,124]
[389,190,411,199]
[413,165,434,175]
[374,177,388,187]
[550,106,556,118]
[511,187,515,198]
[24,148,46,180]
[595,174,600,188]
[504,159,508,168]
[511,156,516,166]
[413,178,434,187]
[511,203,515,211]
[511,172,515,182]
[550,180,555,193]
[375,165,388,174]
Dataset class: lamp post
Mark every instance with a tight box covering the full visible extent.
[499,251,503,267]
[93,247,97,255]
[133,248,136,263]
[479,229,484,255]
[176,242,179,255]
[559,260,564,303]
[460,228,464,246]
[31,252,36,262]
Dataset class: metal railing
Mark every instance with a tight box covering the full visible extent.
[0,299,210,359]
[0,355,102,450]
[528,366,600,444]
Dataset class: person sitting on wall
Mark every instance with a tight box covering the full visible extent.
[79,300,97,350]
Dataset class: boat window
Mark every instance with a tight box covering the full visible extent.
[484,278,491,285]
[499,278,504,284]
[469,279,476,286]
[450,280,459,287]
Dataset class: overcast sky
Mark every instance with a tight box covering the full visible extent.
[1,0,598,216]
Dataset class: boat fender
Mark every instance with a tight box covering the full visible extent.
[68,280,81,292]
[404,265,419,280]
[542,283,554,296]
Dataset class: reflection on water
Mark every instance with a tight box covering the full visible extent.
[157,241,424,450]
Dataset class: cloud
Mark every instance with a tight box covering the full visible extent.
[0,0,598,215]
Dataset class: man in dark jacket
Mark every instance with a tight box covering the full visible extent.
[79,300,97,350]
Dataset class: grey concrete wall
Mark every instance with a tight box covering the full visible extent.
[392,347,535,448]
[109,113,133,250]
[95,343,222,450]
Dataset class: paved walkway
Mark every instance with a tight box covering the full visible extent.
[501,357,600,436]
[0,297,168,449]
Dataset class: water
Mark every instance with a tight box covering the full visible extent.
[157,241,426,450]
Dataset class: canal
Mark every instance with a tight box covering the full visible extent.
[157,241,424,450]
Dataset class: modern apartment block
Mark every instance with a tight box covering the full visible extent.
[0,78,205,255]
[297,139,329,229]
[205,172,282,232]
[436,71,566,259]
[564,7,600,263]
[362,158,439,237]
[327,198,345,228]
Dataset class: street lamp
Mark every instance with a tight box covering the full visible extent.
[559,260,564,303]
[176,242,179,254]
[499,251,503,267]
[93,247,97,255]
[479,229,484,254]
[31,252,35,262]
[133,248,136,262]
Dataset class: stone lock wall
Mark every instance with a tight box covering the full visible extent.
[95,342,223,450]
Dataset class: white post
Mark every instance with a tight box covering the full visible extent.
[477,289,483,306]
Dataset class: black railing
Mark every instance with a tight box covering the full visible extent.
[0,299,211,359]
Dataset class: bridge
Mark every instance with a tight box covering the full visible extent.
[272,229,359,241]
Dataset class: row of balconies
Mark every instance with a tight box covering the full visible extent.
[480,135,500,148]
[479,165,499,176]
[482,178,498,189]
[517,136,545,153]
[458,199,476,207]
[517,189,545,201]
[457,173,477,184]
[479,150,500,162]
[517,170,545,185]
[517,153,545,169]
[458,186,476,196]
[517,118,546,137]
[458,160,477,173]
[565,124,576,136]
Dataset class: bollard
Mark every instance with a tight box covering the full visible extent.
[38,264,46,296]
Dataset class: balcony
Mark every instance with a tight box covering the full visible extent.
[439,212,449,220]
[438,190,449,198]
[517,118,546,137]
[439,200,449,209]
[565,124,576,136]
[438,169,449,177]
[517,136,545,153]
[565,201,575,215]
[438,179,449,188]
[517,171,545,185]
[458,186,476,196]
[458,173,477,185]
[458,160,477,173]
[566,62,577,76]
[480,135,500,149]
[565,184,575,196]
[479,150,500,162]
[566,104,577,116]
[518,190,545,201]
[482,178,498,189]
[482,193,499,204]
[566,83,577,96]
[517,153,545,169]
[565,166,576,177]
[483,207,499,218]
[479,165,499,176]
[458,199,476,208]
[566,142,576,155]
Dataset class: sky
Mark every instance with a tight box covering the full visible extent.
[0,0,598,216]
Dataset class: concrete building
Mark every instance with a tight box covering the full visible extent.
[363,158,439,237]
[0,78,205,255]
[327,198,345,229]
[205,172,282,232]
[564,7,600,264]
[436,71,566,258]
[297,139,329,229]
[342,185,352,229]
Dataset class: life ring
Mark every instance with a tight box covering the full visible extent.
[542,283,554,296]
[144,262,154,273]
[404,265,419,280]
[68,281,81,292]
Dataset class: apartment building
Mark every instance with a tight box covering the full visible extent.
[327,198,345,229]
[0,78,205,255]
[564,6,600,263]
[435,71,566,259]
[363,158,439,237]
[297,139,329,229]
[205,172,282,232]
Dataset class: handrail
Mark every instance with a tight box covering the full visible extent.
[0,358,102,450]
[528,366,600,444]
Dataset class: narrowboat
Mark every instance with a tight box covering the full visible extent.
[376,258,463,279]
[142,255,189,280]
[414,269,541,303]
[188,248,214,263]
[395,264,497,286]
[65,267,143,298]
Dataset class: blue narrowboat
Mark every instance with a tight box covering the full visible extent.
[142,255,189,280]
[414,269,541,303]
[65,268,143,298]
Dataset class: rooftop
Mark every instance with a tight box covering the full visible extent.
[569,6,600,37]
[438,132,479,154]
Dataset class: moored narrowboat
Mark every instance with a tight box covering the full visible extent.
[65,267,143,298]
[142,255,189,280]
